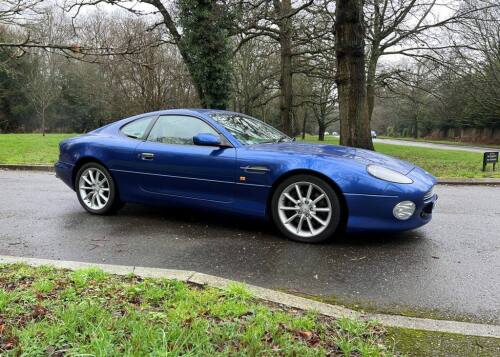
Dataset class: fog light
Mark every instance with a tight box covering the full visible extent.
[393,201,416,220]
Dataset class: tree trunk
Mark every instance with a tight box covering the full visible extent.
[366,50,379,122]
[335,0,374,150]
[302,111,307,140]
[278,0,294,136]
[413,107,419,139]
[318,124,326,141]
[41,107,46,136]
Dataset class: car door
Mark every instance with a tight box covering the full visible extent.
[134,115,236,203]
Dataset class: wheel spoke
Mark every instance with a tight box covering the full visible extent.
[306,184,312,200]
[284,213,299,224]
[83,176,92,186]
[284,193,298,205]
[80,185,92,190]
[279,206,298,211]
[100,187,109,192]
[295,184,303,200]
[296,215,305,233]
[306,217,314,233]
[314,207,330,212]
[311,213,327,227]
[99,192,107,201]
[312,194,325,204]
[96,193,103,207]
[88,170,95,183]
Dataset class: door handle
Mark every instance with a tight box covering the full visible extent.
[141,152,155,160]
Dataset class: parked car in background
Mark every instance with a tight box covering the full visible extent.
[56,109,437,243]
[371,130,377,139]
[332,131,339,137]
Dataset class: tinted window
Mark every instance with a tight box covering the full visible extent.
[147,115,218,145]
[121,117,154,139]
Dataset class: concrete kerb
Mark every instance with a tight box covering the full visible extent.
[0,255,498,339]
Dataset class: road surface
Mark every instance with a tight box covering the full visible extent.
[374,138,499,153]
[0,170,499,324]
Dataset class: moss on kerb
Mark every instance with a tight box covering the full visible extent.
[387,327,500,357]
[281,289,497,325]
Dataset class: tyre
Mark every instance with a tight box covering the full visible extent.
[75,162,122,215]
[271,174,341,243]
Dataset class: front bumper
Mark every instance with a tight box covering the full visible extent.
[345,167,438,233]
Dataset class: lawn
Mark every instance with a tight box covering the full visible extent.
[299,135,500,179]
[0,263,394,356]
[0,134,76,164]
[0,133,499,178]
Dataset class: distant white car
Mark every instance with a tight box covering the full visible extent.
[332,131,339,136]
[371,130,377,139]
[325,131,330,135]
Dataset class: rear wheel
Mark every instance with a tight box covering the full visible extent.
[271,174,341,243]
[75,162,122,214]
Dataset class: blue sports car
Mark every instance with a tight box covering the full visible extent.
[55,109,437,243]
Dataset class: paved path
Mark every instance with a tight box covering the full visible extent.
[374,138,499,153]
[0,170,499,324]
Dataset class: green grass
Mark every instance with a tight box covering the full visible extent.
[0,263,395,356]
[0,134,76,164]
[299,135,500,179]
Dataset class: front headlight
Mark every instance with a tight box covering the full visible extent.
[367,165,413,184]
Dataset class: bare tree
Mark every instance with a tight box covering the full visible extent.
[23,10,68,135]
[364,0,496,123]
[235,0,320,135]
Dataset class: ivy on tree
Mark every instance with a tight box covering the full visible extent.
[177,0,233,109]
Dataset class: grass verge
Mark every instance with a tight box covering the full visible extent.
[0,134,75,164]
[0,263,394,356]
[299,135,500,179]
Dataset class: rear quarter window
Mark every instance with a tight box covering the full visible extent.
[121,117,154,139]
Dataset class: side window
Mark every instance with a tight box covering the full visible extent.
[147,115,219,145]
[121,117,154,139]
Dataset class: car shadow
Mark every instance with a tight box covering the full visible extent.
[116,203,422,247]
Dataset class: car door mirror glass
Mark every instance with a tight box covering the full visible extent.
[193,133,221,146]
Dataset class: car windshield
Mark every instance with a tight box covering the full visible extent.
[209,113,292,145]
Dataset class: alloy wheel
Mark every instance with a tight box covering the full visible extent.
[78,167,110,210]
[277,181,332,238]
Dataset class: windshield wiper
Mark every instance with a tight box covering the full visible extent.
[276,136,291,143]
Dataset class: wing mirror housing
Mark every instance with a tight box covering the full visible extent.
[193,133,222,146]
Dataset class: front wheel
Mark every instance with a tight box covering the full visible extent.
[75,162,121,215]
[271,174,341,243]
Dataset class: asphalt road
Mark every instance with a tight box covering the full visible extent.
[0,170,499,324]
[374,138,499,153]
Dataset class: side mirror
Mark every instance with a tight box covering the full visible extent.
[193,133,221,146]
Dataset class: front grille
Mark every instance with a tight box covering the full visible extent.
[423,187,435,201]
